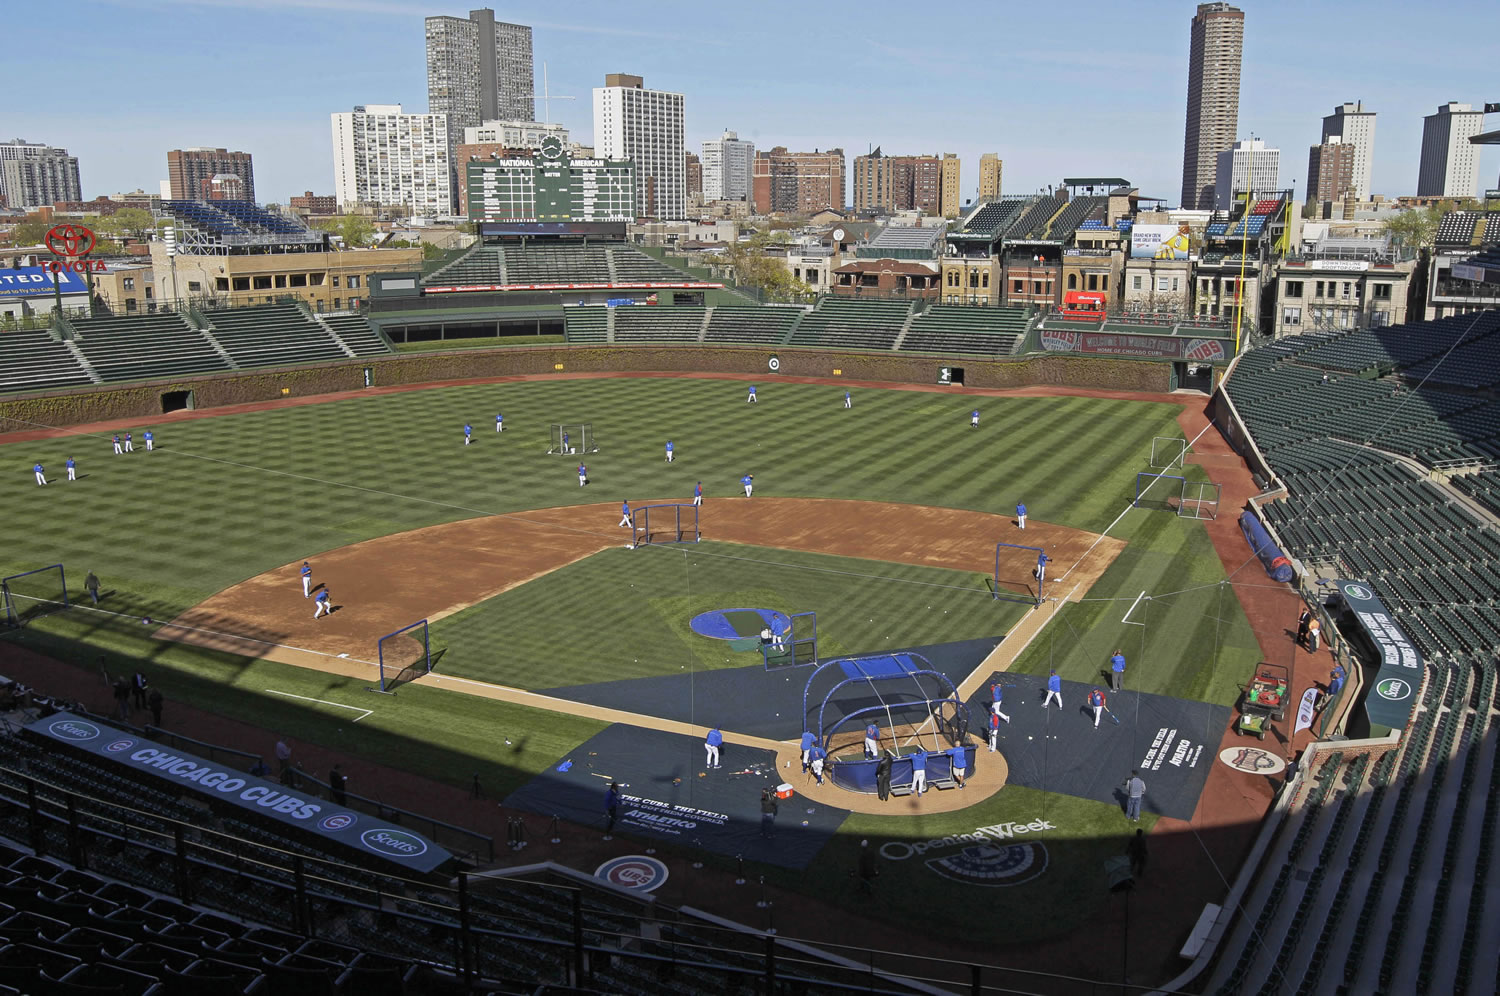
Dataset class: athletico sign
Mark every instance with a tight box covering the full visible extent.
[1334,580,1421,731]
[26,713,452,874]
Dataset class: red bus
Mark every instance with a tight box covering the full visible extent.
[1061,290,1106,321]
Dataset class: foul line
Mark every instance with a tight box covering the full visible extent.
[263,689,373,722]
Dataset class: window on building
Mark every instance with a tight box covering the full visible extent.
[215,278,229,291]
[1286,281,1303,298]
[144,287,152,300]
[1201,279,1210,295]
[1033,281,1042,295]
[1282,306,1301,326]
[290,274,307,287]
[1315,280,1325,297]
[274,275,287,288]
[125,298,137,312]
[232,277,250,291]
[808,271,818,284]
[1172,278,1180,292]
[1342,282,1352,299]
[1373,284,1391,300]
[981,272,989,288]
[1087,274,1098,291]
[1100,275,1107,292]
[253,276,272,290]
[1013,280,1023,293]
[310,273,325,286]
[1133,275,1143,290]
[1371,310,1390,327]
[1068,273,1078,290]
[122,277,135,291]
[348,275,361,289]
[187,281,202,292]
[333,276,341,287]
[333,298,341,309]
[1158,278,1170,292]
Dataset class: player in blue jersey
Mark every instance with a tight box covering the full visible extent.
[970,409,979,428]
[577,462,588,486]
[844,390,852,409]
[144,430,154,451]
[1043,669,1062,710]
[693,481,703,506]
[561,430,570,452]
[300,561,312,598]
[800,730,815,772]
[704,726,723,769]
[619,501,632,528]
[949,745,966,788]
[33,463,46,486]
[809,743,827,784]
[463,423,472,446]
[65,457,76,482]
[1110,650,1126,692]
[910,747,928,795]
[495,413,503,432]
[124,432,134,452]
[112,435,122,455]
[864,721,880,759]
[741,473,753,498]
[990,681,1011,723]
[747,384,757,403]
[314,588,333,619]
[1017,502,1027,529]
[665,439,674,463]
[1035,552,1049,584]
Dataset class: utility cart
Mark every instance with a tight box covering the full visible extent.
[1236,662,1290,740]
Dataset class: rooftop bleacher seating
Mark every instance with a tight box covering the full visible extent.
[900,306,1027,356]
[1044,196,1107,240]
[0,329,95,393]
[788,298,910,351]
[562,305,609,343]
[703,306,802,344]
[1012,196,1064,239]
[158,201,313,242]
[959,199,1027,237]
[1435,211,1481,247]
[70,313,232,383]
[612,306,706,343]
[201,304,349,368]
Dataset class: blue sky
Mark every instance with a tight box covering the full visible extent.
[10,0,1499,208]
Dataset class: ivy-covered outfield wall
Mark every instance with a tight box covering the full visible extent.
[0,345,1175,434]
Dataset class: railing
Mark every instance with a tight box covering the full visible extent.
[144,725,261,771]
[0,757,1196,995]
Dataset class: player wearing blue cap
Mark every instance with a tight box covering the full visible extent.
[990,681,1011,723]
[124,432,134,452]
[910,747,928,795]
[300,561,312,598]
[741,473,753,498]
[800,730,815,772]
[1017,503,1027,529]
[747,384,757,403]
[1088,687,1106,728]
[112,435,122,455]
[618,501,632,528]
[1035,552,1049,584]
[144,430,154,451]
[577,462,588,486]
[561,430,570,452]
[844,390,852,409]
[988,711,1002,752]
[665,439,674,463]
[495,413,503,432]
[970,409,980,428]
[314,588,333,619]
[65,457,76,482]
[693,481,703,507]
[33,463,46,486]
[1043,669,1062,710]
[704,727,723,769]
[864,722,880,759]
[463,423,472,446]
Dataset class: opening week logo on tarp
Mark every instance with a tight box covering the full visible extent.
[882,819,1055,888]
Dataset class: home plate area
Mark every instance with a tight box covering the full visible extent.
[973,673,1229,820]
[504,725,849,870]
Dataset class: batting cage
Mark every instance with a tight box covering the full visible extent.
[2,564,69,628]
[762,610,817,670]
[994,541,1045,607]
[376,619,431,692]
[631,503,700,547]
[802,653,973,793]
[547,422,597,455]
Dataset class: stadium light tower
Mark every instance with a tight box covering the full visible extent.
[519,64,575,123]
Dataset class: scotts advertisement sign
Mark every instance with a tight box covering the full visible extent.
[1333,580,1422,731]
[1040,329,1228,361]
[28,713,452,874]
[43,224,106,273]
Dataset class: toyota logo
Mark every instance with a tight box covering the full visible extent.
[45,224,97,259]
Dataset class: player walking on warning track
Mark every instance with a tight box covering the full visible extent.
[990,682,1011,723]
[1017,503,1027,529]
[314,589,333,619]
[618,501,632,528]
[665,439,674,462]
[809,743,827,784]
[741,473,754,497]
[747,384,757,403]
[463,423,472,446]
[1043,670,1063,710]
[1110,650,1127,691]
[910,747,928,795]
[693,481,703,507]
[33,463,46,486]
[1123,771,1146,822]
[1088,687,1107,728]
[844,390,852,409]
[800,730,815,772]
[66,457,76,482]
[112,435,122,455]
[577,463,588,486]
[144,430,154,451]
[300,561,312,598]
[970,409,980,428]
[124,433,134,453]
[495,413,503,432]
[704,727,722,768]
[864,722,880,759]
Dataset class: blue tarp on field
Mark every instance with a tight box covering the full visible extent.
[1240,511,1295,583]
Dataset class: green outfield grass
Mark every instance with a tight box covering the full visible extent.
[427,541,1029,688]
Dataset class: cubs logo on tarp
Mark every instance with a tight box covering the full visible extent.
[105,739,136,753]
[595,855,668,892]
[320,813,357,832]
[1184,338,1228,362]
[1218,746,1287,775]
[925,842,1049,888]
[1040,329,1082,352]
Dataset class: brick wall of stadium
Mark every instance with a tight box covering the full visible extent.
[0,345,1173,434]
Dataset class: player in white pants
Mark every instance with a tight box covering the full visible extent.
[747,385,757,403]
[66,458,76,481]
[314,590,332,618]
[704,727,722,768]
[618,501,632,528]
[124,433,134,452]
[33,463,46,486]
[741,474,753,497]
[844,391,852,408]
[1043,670,1063,709]
[665,440,674,462]
[301,562,312,598]
[578,463,588,486]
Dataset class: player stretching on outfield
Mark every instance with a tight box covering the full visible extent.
[1043,670,1063,710]
[618,501,632,528]
[747,384,757,403]
[463,423,472,446]
[844,390,852,409]
[66,457,76,482]
[577,463,588,486]
[124,432,134,452]
[33,463,46,486]
[693,481,703,506]
[1088,687,1107,728]
[112,435,122,455]
[495,413,503,432]
[971,409,980,428]
[665,439,674,462]
[144,430,154,451]
[741,473,754,497]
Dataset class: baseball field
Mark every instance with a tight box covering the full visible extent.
[0,374,1262,946]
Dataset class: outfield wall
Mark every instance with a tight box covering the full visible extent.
[0,344,1172,434]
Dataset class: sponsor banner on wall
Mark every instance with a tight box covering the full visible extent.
[1040,329,1228,361]
[0,267,89,300]
[27,713,452,874]
[1334,580,1422,730]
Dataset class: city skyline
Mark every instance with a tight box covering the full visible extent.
[6,0,1499,209]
